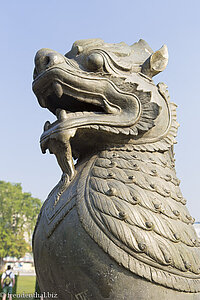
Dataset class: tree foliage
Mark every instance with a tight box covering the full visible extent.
[0,180,41,260]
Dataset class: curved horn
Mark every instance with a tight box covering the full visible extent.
[141,45,168,78]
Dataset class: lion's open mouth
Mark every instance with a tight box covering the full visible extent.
[39,87,108,137]
[46,92,106,115]
[32,67,126,140]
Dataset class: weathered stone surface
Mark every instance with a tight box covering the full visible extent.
[32,39,200,299]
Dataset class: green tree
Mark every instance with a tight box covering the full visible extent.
[0,180,41,269]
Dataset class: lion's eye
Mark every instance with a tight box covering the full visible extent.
[87,53,104,71]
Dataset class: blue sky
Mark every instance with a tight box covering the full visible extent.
[0,0,200,220]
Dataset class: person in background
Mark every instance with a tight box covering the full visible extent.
[1,265,15,300]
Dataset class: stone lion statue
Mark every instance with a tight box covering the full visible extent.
[32,39,200,299]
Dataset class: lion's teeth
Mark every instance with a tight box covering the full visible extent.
[56,109,68,121]
[53,82,63,98]
[60,110,68,120]
[74,112,83,117]
[40,142,47,154]
[74,111,90,117]
[44,121,51,131]
[39,95,47,107]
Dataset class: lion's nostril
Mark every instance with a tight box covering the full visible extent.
[44,56,50,66]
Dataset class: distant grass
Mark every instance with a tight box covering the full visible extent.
[16,276,36,299]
